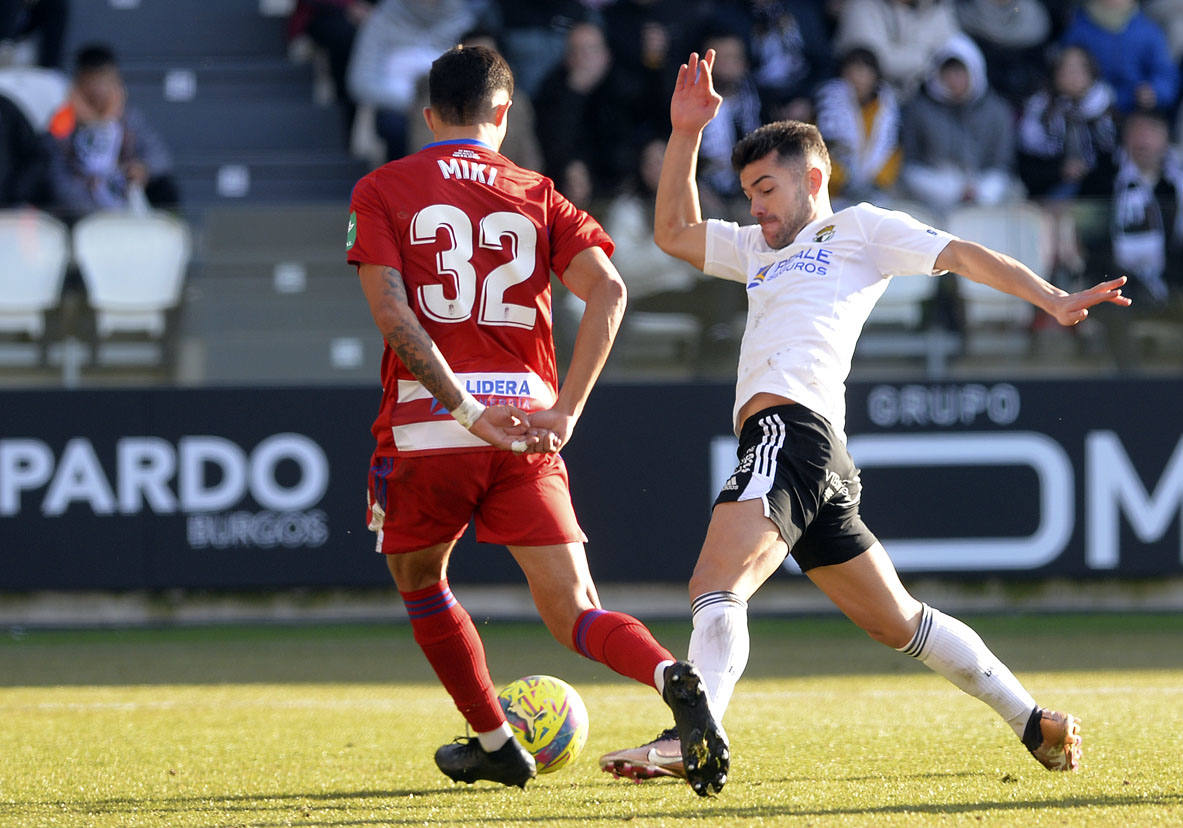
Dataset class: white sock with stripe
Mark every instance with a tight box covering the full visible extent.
[688,590,750,721]
[898,604,1037,737]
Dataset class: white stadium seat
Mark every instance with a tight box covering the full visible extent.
[0,208,70,339]
[72,210,192,340]
[0,66,69,131]
[946,202,1054,329]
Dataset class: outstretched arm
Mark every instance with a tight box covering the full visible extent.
[357,263,550,452]
[934,239,1131,326]
[654,50,723,270]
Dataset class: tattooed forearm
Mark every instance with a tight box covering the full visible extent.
[377,267,465,411]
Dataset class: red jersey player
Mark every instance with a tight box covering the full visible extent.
[347,45,728,796]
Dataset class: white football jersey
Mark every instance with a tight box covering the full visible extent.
[704,202,955,440]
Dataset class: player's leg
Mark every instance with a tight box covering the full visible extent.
[685,498,788,719]
[371,452,534,787]
[507,541,675,688]
[386,545,536,787]
[490,453,727,795]
[806,542,1080,770]
[509,540,728,795]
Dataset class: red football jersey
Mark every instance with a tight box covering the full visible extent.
[348,139,613,456]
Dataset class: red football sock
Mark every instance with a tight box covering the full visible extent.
[572,608,673,689]
[401,580,505,733]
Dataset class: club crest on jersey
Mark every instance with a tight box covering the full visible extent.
[813,225,836,243]
[748,262,776,288]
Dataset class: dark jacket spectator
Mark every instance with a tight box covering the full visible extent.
[0,90,49,206]
[1109,109,1183,305]
[747,0,833,122]
[533,21,640,205]
[1017,45,1118,200]
[287,0,373,136]
[602,0,714,140]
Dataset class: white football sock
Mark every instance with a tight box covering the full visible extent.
[898,604,1037,737]
[653,658,675,695]
[688,590,750,720]
[477,722,513,752]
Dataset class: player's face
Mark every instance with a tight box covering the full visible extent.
[740,154,813,249]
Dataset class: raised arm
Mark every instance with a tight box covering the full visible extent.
[528,245,626,449]
[934,239,1131,326]
[654,50,723,270]
[357,263,546,452]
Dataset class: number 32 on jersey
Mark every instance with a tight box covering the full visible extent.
[411,203,538,331]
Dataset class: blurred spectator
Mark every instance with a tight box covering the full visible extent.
[287,1,373,135]
[899,34,1020,212]
[603,139,708,313]
[814,46,903,205]
[1060,0,1178,115]
[955,0,1051,106]
[696,28,762,221]
[0,88,48,205]
[533,21,640,207]
[45,44,178,217]
[346,0,475,161]
[602,0,713,140]
[0,0,68,69]
[497,0,603,99]
[747,0,833,122]
[601,136,742,367]
[407,29,543,171]
[1108,109,1183,306]
[833,0,962,98]
[1143,0,1183,63]
[1017,46,1118,202]
[1091,109,1183,365]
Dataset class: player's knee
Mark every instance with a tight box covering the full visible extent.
[860,617,914,649]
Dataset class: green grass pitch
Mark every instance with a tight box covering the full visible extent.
[1,612,1181,827]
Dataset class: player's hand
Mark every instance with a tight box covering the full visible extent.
[671,50,722,135]
[522,408,576,453]
[469,404,536,452]
[1046,276,1131,326]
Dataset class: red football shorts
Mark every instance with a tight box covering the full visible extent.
[366,450,587,554]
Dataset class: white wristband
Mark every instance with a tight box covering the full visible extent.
[451,394,486,430]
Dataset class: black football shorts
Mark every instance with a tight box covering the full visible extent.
[714,403,878,571]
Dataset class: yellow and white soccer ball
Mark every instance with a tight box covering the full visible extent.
[497,674,589,773]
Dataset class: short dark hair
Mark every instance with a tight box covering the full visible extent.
[731,120,831,175]
[428,45,514,126]
[839,46,880,78]
[74,43,118,76]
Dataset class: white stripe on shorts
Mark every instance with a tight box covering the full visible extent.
[738,412,786,502]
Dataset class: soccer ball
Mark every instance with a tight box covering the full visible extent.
[497,675,589,774]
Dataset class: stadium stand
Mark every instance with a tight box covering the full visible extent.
[41,0,374,384]
[176,203,378,384]
[0,207,69,365]
[60,1,368,206]
[72,208,191,367]
[947,201,1053,355]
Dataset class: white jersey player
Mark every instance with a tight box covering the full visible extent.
[600,49,1132,783]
